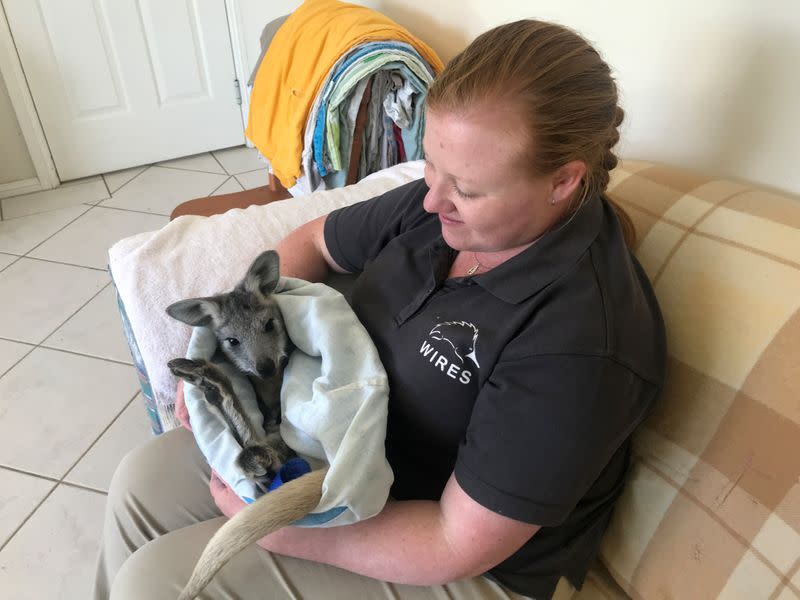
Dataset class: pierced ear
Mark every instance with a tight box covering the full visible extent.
[165,297,221,327]
[240,250,281,299]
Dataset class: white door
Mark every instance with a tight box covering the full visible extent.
[4,0,245,181]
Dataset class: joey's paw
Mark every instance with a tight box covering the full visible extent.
[167,358,207,384]
[263,432,294,462]
[236,445,283,483]
[168,358,232,397]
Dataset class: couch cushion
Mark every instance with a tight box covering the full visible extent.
[601,161,800,599]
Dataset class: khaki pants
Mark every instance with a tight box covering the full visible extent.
[94,427,575,600]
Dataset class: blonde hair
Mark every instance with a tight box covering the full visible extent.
[426,20,636,247]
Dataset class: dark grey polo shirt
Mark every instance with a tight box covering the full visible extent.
[323,178,666,599]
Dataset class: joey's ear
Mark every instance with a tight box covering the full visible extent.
[165,297,221,327]
[240,250,281,298]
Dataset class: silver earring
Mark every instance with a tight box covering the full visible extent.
[549,197,556,206]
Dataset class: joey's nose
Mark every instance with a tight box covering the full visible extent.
[257,359,276,378]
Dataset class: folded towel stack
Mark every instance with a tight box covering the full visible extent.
[244,0,443,195]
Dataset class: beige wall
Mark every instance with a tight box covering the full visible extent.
[0,71,35,185]
[239,0,800,196]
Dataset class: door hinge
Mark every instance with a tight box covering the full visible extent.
[234,79,242,105]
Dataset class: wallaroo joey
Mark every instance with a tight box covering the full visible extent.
[165,250,330,600]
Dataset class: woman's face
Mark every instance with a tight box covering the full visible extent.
[422,106,564,254]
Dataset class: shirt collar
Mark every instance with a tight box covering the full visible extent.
[468,195,605,304]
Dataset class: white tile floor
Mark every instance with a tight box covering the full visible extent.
[0,145,266,599]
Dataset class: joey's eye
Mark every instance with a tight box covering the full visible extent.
[264,319,275,332]
[226,338,240,346]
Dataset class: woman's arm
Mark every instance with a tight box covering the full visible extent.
[274,214,349,281]
[218,473,539,586]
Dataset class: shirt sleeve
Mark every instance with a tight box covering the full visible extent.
[454,352,658,527]
[323,178,430,273]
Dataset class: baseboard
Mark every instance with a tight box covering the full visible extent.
[0,177,44,201]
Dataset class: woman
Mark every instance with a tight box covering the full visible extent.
[96,20,665,600]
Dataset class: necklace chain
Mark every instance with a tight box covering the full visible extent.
[460,200,586,277]
[466,252,487,276]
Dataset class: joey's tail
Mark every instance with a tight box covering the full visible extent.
[178,468,327,600]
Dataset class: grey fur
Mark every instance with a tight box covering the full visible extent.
[166,250,293,483]
[166,251,328,599]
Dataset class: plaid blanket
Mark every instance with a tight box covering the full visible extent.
[595,162,800,600]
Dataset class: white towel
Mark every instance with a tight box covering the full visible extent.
[108,160,424,429]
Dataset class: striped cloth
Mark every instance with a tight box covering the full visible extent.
[592,161,800,600]
[245,0,442,189]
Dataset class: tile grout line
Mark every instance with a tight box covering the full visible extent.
[18,205,94,258]
[0,475,60,553]
[0,335,134,372]
[0,390,141,553]
[232,166,268,191]
[0,464,61,484]
[82,156,251,213]
[25,281,113,351]
[80,203,170,218]
[0,279,135,381]
[36,343,134,367]
[60,390,142,487]
[18,255,110,273]
[208,175,234,196]
[237,166,268,176]
[0,259,131,378]
[100,172,113,201]
[56,479,109,496]
[0,334,34,344]
[102,164,152,198]
[0,251,111,368]
[0,340,37,380]
[2,151,225,222]
[1,205,90,222]
[0,280,113,381]
[153,164,228,176]
[1,179,111,220]
[210,150,230,175]
[0,253,23,275]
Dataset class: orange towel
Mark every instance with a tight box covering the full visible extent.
[245,0,443,189]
